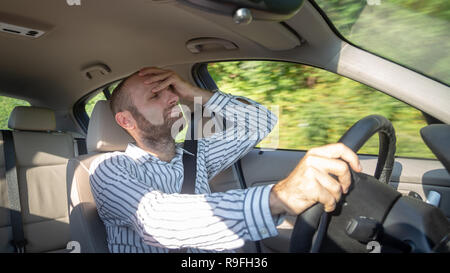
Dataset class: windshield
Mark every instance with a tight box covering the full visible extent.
[313,0,450,86]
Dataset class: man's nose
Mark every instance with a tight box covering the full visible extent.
[166,88,179,106]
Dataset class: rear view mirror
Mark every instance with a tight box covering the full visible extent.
[177,0,305,22]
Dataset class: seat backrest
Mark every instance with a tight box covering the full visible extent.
[67,100,133,253]
[0,135,13,252]
[0,106,75,253]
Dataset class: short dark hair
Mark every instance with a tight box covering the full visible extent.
[110,73,137,115]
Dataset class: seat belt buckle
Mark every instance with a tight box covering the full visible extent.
[11,239,27,253]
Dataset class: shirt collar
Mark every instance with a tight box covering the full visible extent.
[125,142,185,165]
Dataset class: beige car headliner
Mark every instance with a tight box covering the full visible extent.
[0,0,449,124]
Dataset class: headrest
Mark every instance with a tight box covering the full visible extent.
[87,100,134,153]
[8,106,56,131]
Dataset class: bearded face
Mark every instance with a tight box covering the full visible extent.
[128,104,182,142]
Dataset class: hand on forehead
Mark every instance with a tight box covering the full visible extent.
[128,73,161,91]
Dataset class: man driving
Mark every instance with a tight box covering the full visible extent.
[89,67,362,253]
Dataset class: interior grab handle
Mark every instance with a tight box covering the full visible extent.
[82,63,111,80]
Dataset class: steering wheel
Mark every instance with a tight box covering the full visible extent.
[289,115,398,253]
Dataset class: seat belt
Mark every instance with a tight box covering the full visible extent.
[2,130,27,253]
[74,138,87,156]
[180,113,198,194]
[169,114,197,253]
[180,139,197,194]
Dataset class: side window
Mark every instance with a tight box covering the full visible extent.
[207,61,435,159]
[84,81,120,118]
[85,92,107,118]
[0,96,30,130]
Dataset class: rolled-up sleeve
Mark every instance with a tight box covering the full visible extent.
[202,91,278,180]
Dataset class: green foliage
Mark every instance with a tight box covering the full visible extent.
[208,61,435,158]
[85,92,107,117]
[0,96,30,130]
[85,81,121,117]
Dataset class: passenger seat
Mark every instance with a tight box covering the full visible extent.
[67,100,133,253]
[0,106,75,252]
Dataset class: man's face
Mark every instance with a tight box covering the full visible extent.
[124,74,181,140]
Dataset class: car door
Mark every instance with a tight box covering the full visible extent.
[197,61,450,253]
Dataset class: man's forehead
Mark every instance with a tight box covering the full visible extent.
[125,73,159,94]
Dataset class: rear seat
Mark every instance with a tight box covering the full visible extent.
[0,106,75,252]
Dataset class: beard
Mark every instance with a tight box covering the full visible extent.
[129,105,180,145]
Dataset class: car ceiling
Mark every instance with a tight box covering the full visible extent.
[0,0,343,111]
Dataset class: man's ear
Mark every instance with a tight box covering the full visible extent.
[115,111,135,130]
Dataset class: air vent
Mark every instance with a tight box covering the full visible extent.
[0,22,45,38]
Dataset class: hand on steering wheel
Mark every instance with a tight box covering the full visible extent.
[269,143,362,216]
[289,115,397,253]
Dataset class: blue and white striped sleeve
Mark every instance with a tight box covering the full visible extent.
[89,154,279,251]
[202,90,278,180]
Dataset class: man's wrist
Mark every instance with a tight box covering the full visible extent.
[191,87,214,105]
[269,184,286,216]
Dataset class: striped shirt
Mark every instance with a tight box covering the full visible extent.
[89,91,281,253]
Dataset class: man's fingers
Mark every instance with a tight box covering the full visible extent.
[305,155,351,194]
[312,167,342,202]
[308,143,362,172]
[304,168,337,212]
[143,72,173,85]
[315,182,337,212]
[152,76,175,93]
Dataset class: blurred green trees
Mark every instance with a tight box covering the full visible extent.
[0,96,30,130]
[208,61,435,158]
[85,92,106,117]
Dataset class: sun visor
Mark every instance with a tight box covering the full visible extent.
[177,0,303,51]
[177,0,305,21]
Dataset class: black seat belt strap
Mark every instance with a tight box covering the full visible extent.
[169,114,197,253]
[180,140,198,194]
[2,130,27,253]
[180,113,198,194]
[74,138,87,155]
